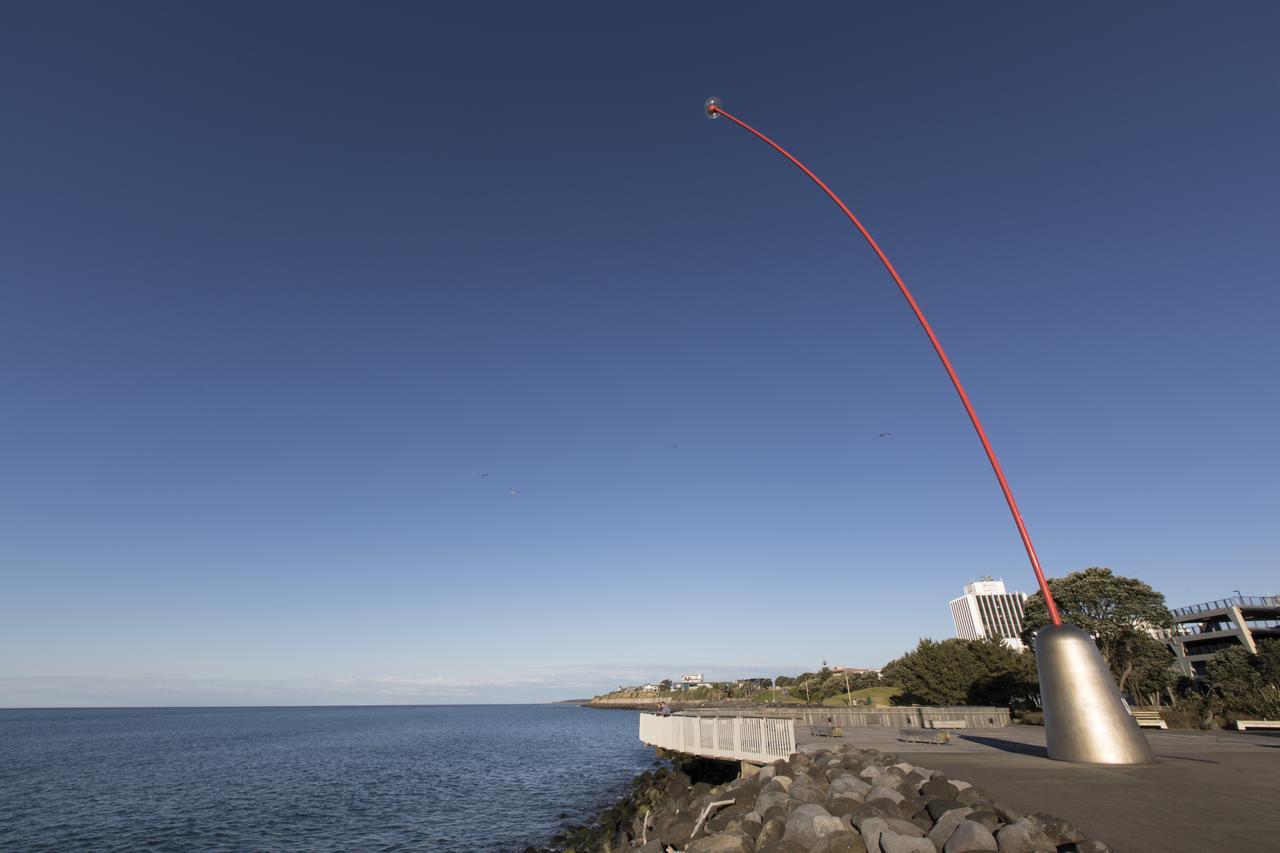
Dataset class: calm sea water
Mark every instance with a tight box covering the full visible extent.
[0,704,653,852]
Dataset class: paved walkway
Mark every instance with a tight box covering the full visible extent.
[798,725,1280,852]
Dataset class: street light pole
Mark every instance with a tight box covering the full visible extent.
[704,97,1155,764]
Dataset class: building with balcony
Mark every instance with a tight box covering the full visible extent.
[1166,594,1280,677]
[949,577,1028,651]
[831,666,879,675]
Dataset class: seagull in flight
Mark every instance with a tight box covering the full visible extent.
[480,473,489,478]
[878,433,892,438]
[509,488,519,496]
[670,443,679,449]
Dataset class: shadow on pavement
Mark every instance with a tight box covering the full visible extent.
[957,734,1048,757]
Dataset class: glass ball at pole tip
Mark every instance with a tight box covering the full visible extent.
[704,97,722,118]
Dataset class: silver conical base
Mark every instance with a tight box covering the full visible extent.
[1036,623,1158,764]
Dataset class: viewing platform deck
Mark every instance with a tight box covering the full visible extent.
[639,706,1010,765]
[638,713,796,763]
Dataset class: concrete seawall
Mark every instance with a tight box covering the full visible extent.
[756,706,1010,729]
[594,701,1012,728]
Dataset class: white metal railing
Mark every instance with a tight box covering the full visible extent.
[1171,595,1280,617]
[639,713,796,763]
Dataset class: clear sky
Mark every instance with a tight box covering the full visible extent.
[2,3,1277,707]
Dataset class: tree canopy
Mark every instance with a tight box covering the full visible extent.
[1205,646,1263,695]
[880,637,1038,708]
[1254,638,1280,686]
[1202,639,1280,719]
[1124,631,1179,704]
[1021,567,1172,694]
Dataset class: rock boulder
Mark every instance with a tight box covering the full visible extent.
[686,832,755,853]
[920,778,960,801]
[810,830,868,853]
[755,817,785,849]
[993,818,1055,853]
[1028,814,1084,846]
[868,786,906,804]
[882,833,937,853]
[928,806,974,851]
[782,803,835,848]
[942,820,998,853]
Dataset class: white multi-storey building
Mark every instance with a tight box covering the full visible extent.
[949,577,1028,651]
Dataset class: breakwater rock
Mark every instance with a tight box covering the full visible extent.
[543,744,1112,853]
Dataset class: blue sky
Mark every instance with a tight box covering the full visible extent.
[2,3,1277,706]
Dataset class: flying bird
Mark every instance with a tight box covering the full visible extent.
[480,473,489,478]
[670,443,679,449]
[509,488,519,496]
[878,433,892,438]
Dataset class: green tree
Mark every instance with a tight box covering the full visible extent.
[816,674,845,701]
[1125,632,1179,705]
[1254,638,1280,687]
[1021,567,1172,694]
[1205,646,1264,695]
[881,637,1038,708]
[1233,686,1280,719]
[1202,643,1280,718]
[842,671,880,692]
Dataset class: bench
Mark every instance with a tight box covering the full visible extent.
[1235,720,1280,731]
[926,720,967,730]
[810,724,843,737]
[898,727,950,744]
[1131,709,1168,729]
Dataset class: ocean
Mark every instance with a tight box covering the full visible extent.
[0,704,653,851]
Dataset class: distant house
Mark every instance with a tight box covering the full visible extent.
[639,684,661,692]
[680,673,704,685]
[831,666,879,676]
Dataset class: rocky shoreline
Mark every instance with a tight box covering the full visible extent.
[534,745,1111,853]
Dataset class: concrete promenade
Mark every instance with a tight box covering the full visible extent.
[798,725,1280,852]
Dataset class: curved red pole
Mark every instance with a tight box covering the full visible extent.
[710,102,1062,626]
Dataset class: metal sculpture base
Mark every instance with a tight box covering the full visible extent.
[1036,624,1158,764]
